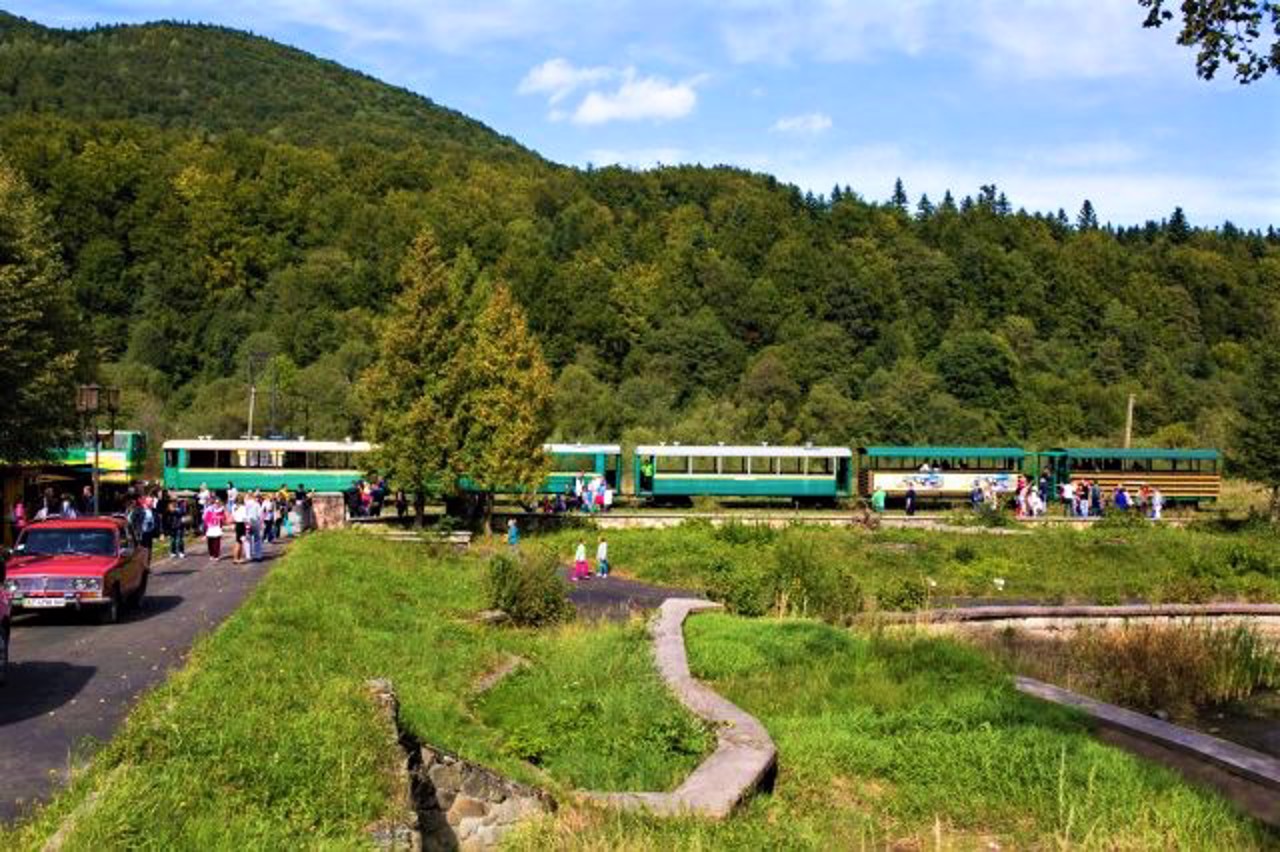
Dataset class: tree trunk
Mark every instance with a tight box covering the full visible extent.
[414,489,426,530]
[482,493,494,538]
[1271,485,1280,525]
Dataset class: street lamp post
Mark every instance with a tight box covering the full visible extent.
[76,384,121,516]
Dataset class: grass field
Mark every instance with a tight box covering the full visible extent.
[534,519,1280,609]
[509,613,1274,849]
[6,529,1275,849]
[0,532,708,850]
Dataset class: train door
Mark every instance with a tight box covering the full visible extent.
[836,456,853,497]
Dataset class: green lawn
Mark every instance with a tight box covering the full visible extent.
[533,520,1280,608]
[509,613,1274,849]
[1,531,708,850]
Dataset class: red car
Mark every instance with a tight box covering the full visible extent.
[3,517,149,624]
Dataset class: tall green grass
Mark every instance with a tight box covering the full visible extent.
[509,614,1274,849]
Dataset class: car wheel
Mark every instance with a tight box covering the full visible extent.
[97,587,122,625]
[129,570,149,610]
[0,621,8,685]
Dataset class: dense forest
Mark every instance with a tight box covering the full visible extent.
[1,12,1277,467]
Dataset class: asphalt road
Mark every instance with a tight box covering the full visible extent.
[0,538,281,824]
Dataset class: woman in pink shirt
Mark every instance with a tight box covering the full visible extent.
[203,498,225,561]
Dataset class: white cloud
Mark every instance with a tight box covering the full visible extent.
[518,58,614,104]
[771,112,832,134]
[572,70,700,124]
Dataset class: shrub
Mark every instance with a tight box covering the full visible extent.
[1091,511,1151,532]
[1225,544,1279,578]
[878,576,929,612]
[766,534,864,623]
[715,519,777,546]
[704,554,770,617]
[485,552,574,627]
[951,543,978,564]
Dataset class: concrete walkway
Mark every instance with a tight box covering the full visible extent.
[585,599,777,818]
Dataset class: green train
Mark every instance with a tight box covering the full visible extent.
[161,439,620,495]
[52,430,148,485]
[633,444,854,501]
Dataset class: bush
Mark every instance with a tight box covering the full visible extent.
[485,552,574,627]
[715,519,777,546]
[1091,511,1150,532]
[702,534,864,623]
[877,576,929,612]
[704,554,770,617]
[951,543,978,564]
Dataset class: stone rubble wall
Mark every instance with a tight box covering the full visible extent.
[417,744,555,851]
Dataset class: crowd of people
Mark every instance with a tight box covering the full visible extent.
[870,471,1168,519]
[537,473,615,514]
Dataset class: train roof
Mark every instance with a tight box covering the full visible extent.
[1048,447,1220,460]
[860,446,1026,459]
[544,443,621,454]
[163,439,374,452]
[634,444,853,458]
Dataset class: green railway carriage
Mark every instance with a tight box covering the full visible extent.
[52,431,147,485]
[633,444,854,500]
[1037,448,1221,504]
[857,446,1027,500]
[541,443,621,494]
[162,439,372,493]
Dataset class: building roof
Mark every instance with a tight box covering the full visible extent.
[860,446,1026,459]
[163,439,373,452]
[634,444,852,458]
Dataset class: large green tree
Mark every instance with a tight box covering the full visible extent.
[1140,0,1279,83]
[1235,341,1280,521]
[357,230,464,525]
[0,157,80,462]
[453,284,553,532]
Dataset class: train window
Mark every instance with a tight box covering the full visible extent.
[777,457,802,475]
[657,456,688,474]
[164,449,179,468]
[806,457,832,476]
[749,457,775,475]
[691,457,717,474]
[721,456,746,474]
[313,452,352,470]
[187,449,217,468]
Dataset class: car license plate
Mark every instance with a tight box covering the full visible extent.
[25,597,67,608]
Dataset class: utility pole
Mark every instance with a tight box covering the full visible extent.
[246,352,268,439]
[1123,393,1136,449]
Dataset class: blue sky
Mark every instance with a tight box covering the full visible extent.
[11,1,1279,227]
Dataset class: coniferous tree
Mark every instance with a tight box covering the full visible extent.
[453,284,553,533]
[357,229,465,526]
[891,177,909,211]
[0,157,80,462]
[940,190,957,213]
[1077,199,1099,230]
[1168,206,1191,243]
[915,193,935,219]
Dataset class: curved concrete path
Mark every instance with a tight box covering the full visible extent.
[585,599,777,818]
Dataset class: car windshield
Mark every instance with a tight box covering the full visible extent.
[17,528,117,557]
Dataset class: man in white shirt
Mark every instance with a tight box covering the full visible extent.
[596,537,609,578]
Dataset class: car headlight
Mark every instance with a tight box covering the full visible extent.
[72,577,102,591]
[3,580,16,593]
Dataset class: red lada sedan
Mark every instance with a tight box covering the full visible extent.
[4,517,149,624]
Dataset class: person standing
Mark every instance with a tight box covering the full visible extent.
[506,518,520,549]
[12,499,26,537]
[231,496,247,564]
[167,496,186,558]
[904,484,917,516]
[596,537,609,578]
[1150,488,1165,520]
[246,492,264,562]
[573,539,590,582]
[226,481,238,507]
[395,489,408,519]
[871,486,887,513]
[203,498,225,561]
[196,483,211,535]
[79,485,94,516]
[262,493,276,544]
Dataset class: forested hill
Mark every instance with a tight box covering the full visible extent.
[0,12,531,157]
[1,13,1278,461]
